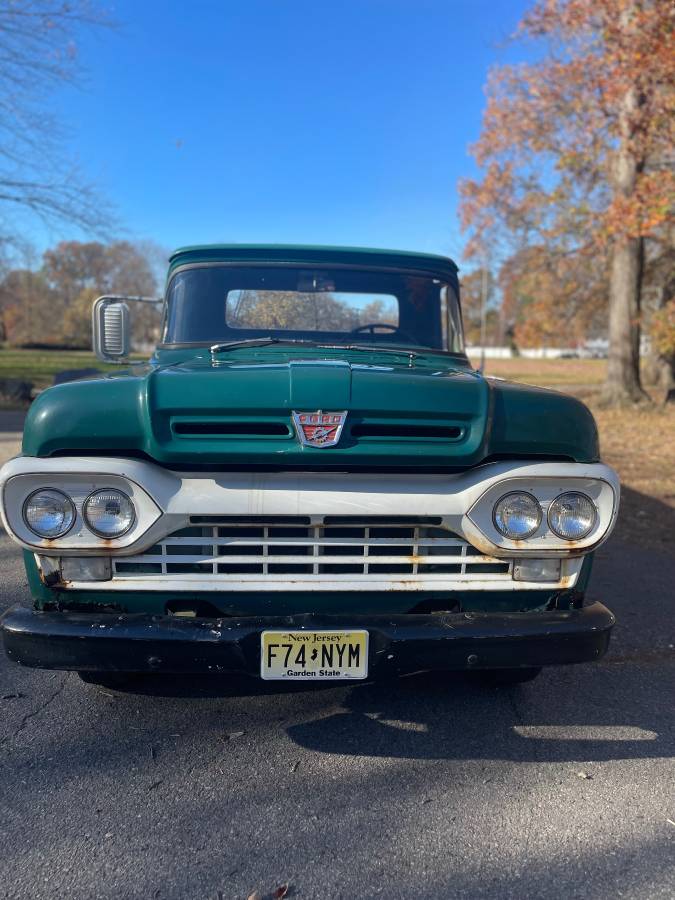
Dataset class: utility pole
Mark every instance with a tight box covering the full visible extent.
[479,255,489,372]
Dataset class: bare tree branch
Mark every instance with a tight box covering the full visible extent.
[0,1,117,245]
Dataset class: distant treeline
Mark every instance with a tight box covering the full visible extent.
[0,240,163,349]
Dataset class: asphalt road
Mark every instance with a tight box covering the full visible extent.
[0,422,673,898]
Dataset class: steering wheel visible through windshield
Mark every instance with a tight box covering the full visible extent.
[162,265,464,353]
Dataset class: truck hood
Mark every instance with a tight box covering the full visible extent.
[22,353,599,468]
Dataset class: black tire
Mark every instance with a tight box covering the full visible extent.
[77,671,139,689]
[479,667,542,686]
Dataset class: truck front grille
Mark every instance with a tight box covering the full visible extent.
[111,516,512,590]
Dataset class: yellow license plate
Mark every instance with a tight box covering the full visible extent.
[260,630,369,681]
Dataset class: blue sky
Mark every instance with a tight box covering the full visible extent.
[38,0,532,265]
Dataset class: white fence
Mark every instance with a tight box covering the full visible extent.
[466,346,578,359]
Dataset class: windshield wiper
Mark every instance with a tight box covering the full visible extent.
[209,338,429,366]
[320,343,422,361]
[210,338,319,360]
[336,343,418,355]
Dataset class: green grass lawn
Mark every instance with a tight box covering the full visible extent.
[0,347,146,391]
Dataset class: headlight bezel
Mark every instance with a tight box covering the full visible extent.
[3,470,162,552]
[22,487,76,539]
[83,488,136,538]
[466,473,617,556]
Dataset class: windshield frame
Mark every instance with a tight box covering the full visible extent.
[158,262,467,357]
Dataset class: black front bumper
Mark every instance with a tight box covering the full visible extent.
[1,603,615,676]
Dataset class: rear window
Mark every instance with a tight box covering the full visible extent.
[226,289,399,332]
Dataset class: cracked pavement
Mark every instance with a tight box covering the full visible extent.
[0,478,673,897]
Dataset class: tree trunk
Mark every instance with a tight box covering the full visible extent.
[604,234,648,404]
[602,42,649,406]
[658,356,675,404]
[647,269,675,403]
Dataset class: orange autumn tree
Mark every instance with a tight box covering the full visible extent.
[499,245,609,349]
[500,249,563,349]
[459,0,675,404]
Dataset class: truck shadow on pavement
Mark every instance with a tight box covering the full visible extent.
[284,665,672,763]
[61,655,673,768]
[610,484,674,556]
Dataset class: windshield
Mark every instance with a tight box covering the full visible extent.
[163,265,464,353]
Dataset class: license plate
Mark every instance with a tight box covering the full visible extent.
[260,630,369,681]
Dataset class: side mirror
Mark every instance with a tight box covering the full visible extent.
[92,295,161,363]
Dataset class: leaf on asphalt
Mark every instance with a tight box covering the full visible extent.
[247,883,289,900]
[576,771,593,779]
[291,760,300,773]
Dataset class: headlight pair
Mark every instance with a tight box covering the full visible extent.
[22,488,135,540]
[493,491,596,542]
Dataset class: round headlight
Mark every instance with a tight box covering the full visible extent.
[83,489,135,538]
[23,489,75,539]
[548,492,597,540]
[493,492,542,540]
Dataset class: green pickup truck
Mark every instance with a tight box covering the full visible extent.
[0,245,619,686]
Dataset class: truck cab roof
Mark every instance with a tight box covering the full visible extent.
[168,244,459,281]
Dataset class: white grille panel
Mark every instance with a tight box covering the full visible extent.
[111,517,513,590]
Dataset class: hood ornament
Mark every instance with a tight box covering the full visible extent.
[292,411,347,448]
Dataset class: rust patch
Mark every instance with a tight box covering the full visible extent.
[36,556,64,588]
[467,532,502,557]
[42,571,63,588]
[468,528,587,561]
